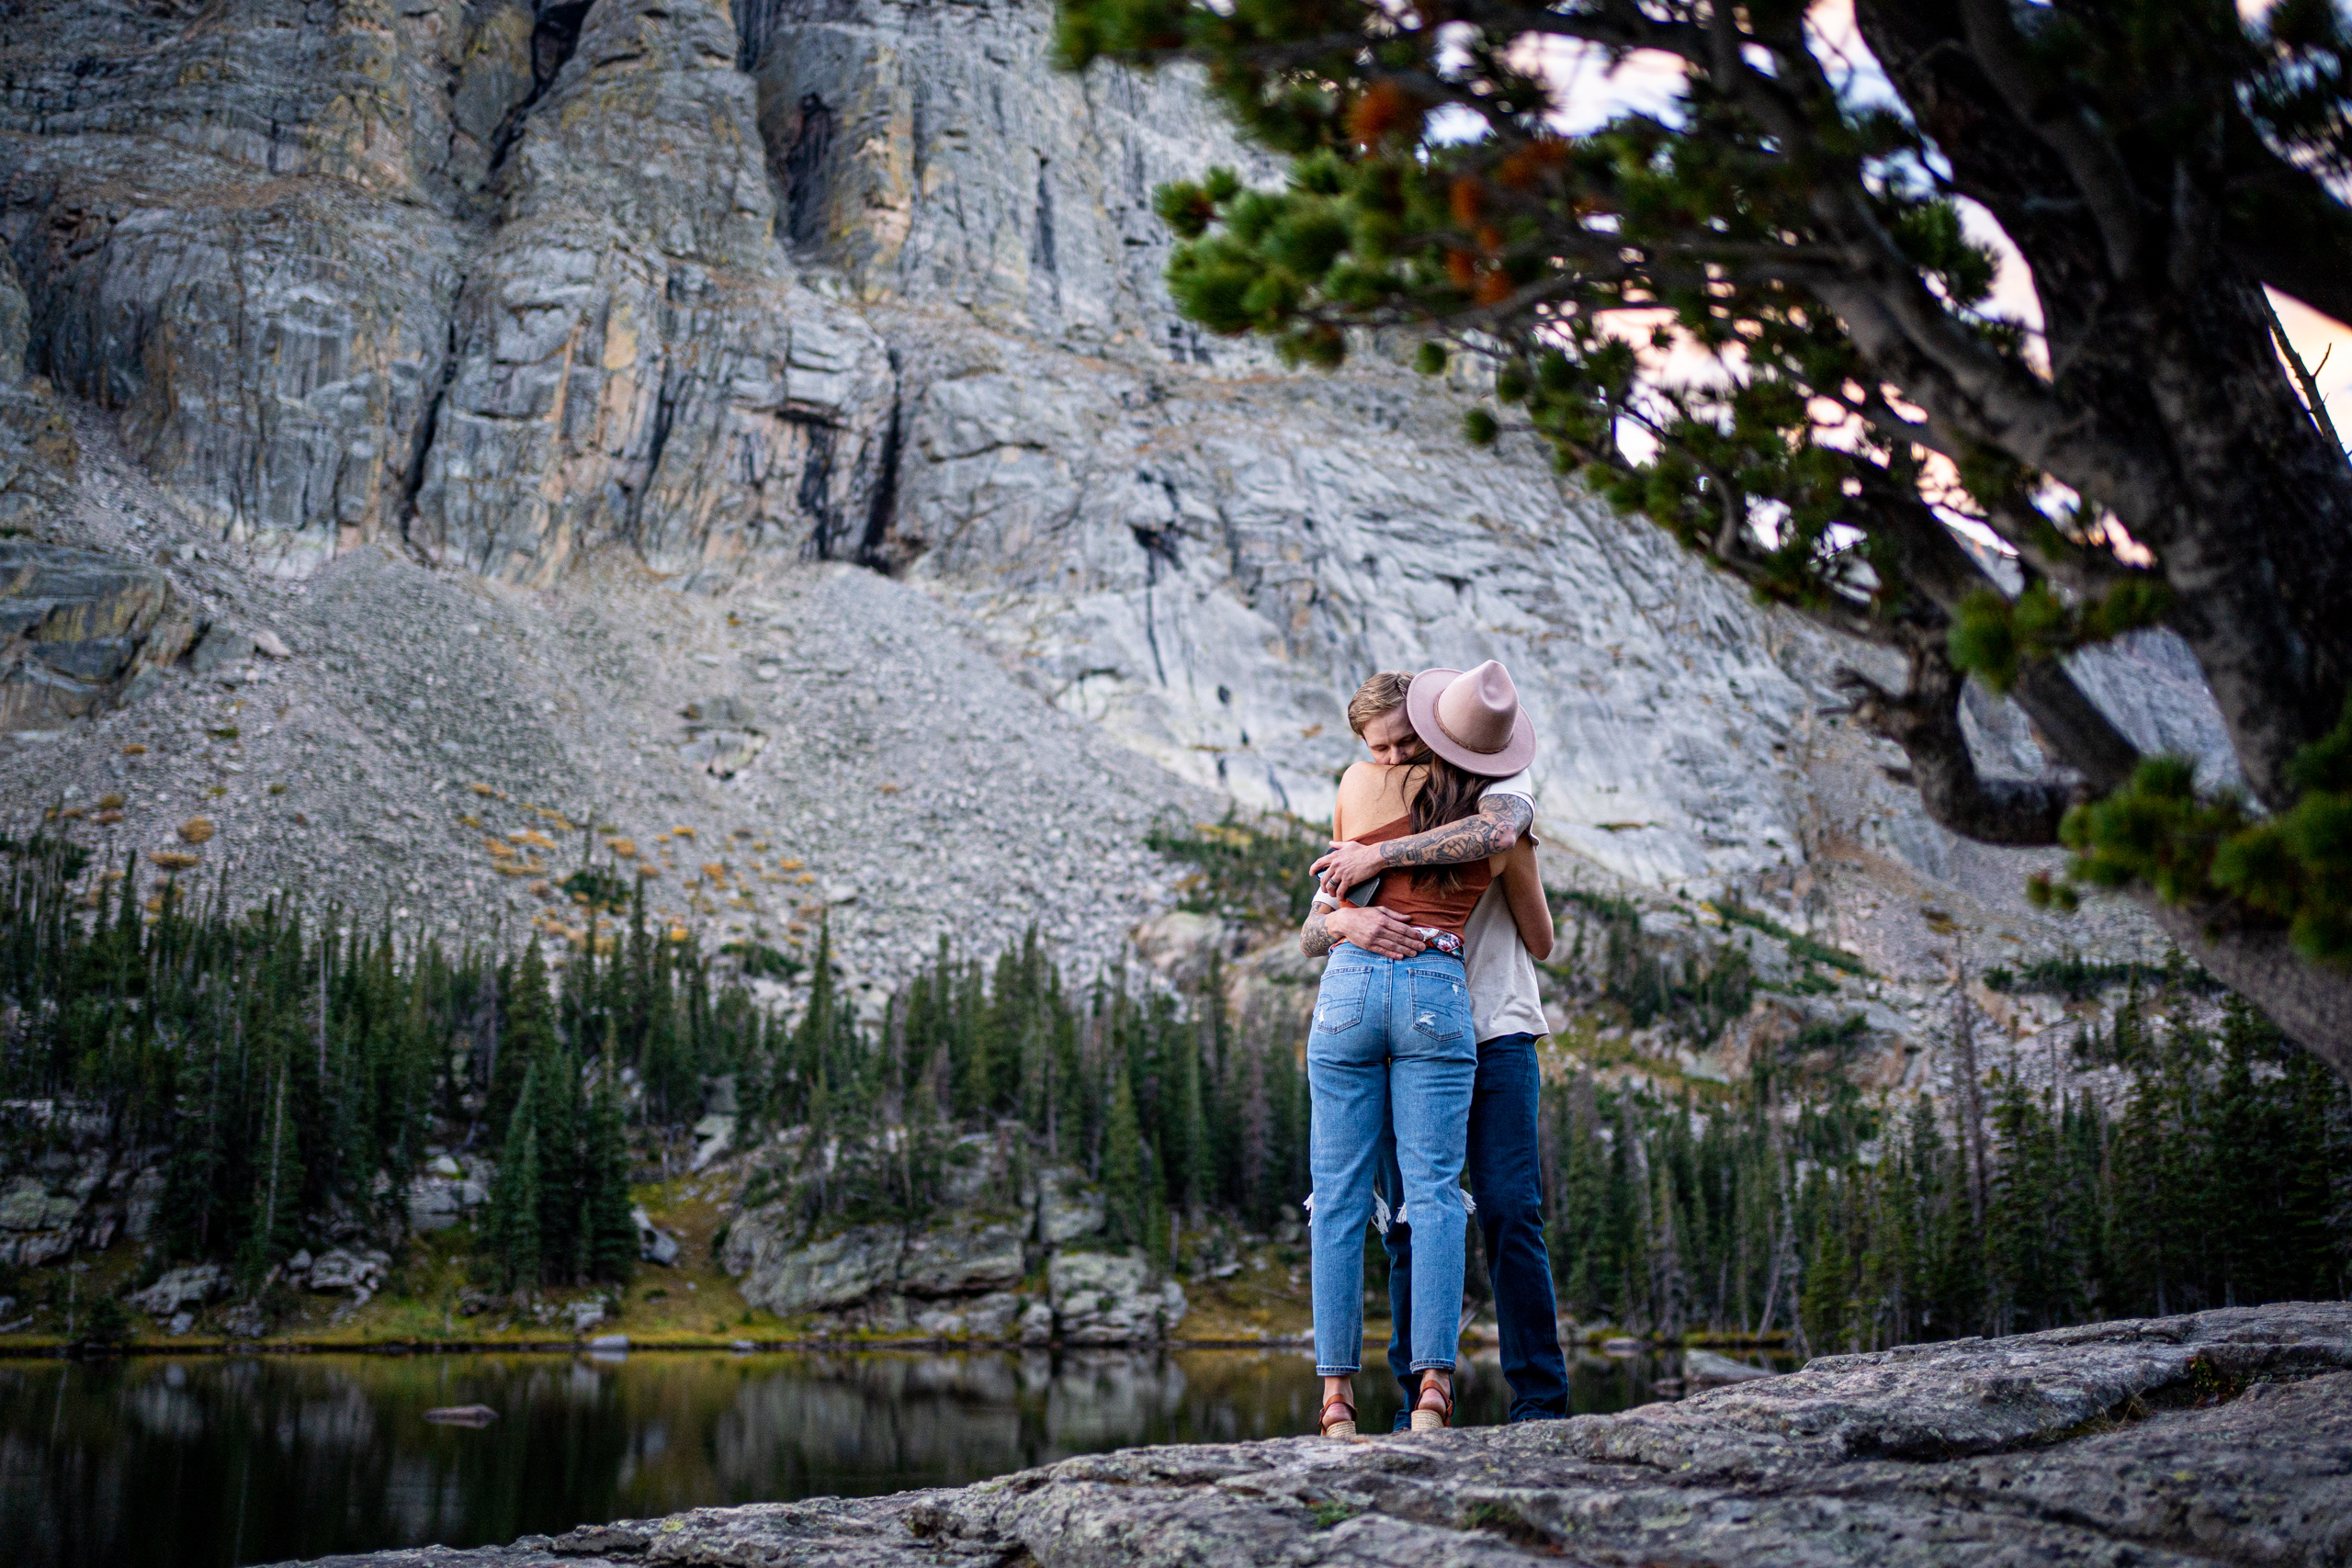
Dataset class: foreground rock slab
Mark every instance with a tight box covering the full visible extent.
[268,1303,2350,1568]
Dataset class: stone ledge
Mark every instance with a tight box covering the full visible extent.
[258,1302,2352,1568]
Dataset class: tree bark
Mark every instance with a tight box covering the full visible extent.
[2143,904,2352,1085]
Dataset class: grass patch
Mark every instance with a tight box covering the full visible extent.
[1716,904,1871,976]
[1147,809,1329,928]
[723,941,804,982]
[1461,1500,1549,1547]
[560,867,633,912]
[1981,955,2219,999]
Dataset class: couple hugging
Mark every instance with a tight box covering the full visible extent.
[1300,660,1566,1437]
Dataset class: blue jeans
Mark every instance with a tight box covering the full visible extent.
[1307,946,1476,1378]
[1381,1032,1569,1423]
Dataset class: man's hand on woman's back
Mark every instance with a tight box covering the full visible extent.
[1322,905,1429,959]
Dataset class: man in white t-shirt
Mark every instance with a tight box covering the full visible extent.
[1308,668,1571,1424]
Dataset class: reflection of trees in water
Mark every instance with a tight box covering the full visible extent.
[1045,1350,1188,1451]
[1,1347,1681,1568]
[708,1349,1195,1493]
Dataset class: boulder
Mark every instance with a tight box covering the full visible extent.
[1130,910,1227,987]
[632,1207,683,1267]
[898,1223,1024,1299]
[122,1168,165,1242]
[724,1214,901,1315]
[307,1247,391,1294]
[1015,1298,1056,1346]
[569,1300,606,1334]
[1685,1348,1778,1385]
[913,1292,1026,1340]
[725,1210,1035,1318]
[188,624,256,675]
[684,695,756,727]
[691,1114,736,1170]
[1046,1250,1186,1344]
[1035,1169,1106,1245]
[0,1174,80,1232]
[407,1168,489,1232]
[0,540,192,733]
[677,728,766,778]
[128,1263,227,1316]
[266,1304,2352,1568]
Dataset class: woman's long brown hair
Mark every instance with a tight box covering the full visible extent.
[1405,753,1490,897]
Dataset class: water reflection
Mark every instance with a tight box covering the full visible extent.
[0,1346,1697,1568]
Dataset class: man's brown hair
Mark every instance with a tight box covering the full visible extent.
[1346,671,1414,737]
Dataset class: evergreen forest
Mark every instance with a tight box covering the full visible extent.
[2,826,2346,1346]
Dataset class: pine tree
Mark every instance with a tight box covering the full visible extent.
[494,944,557,1129]
[583,1068,638,1285]
[1799,1171,1849,1354]
[1102,1062,1145,1247]
[487,1065,545,1291]
[237,1066,304,1283]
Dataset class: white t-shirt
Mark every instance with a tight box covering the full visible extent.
[1462,874,1549,1043]
[1464,768,1544,1041]
[1313,768,1547,1043]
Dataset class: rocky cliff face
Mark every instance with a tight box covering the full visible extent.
[0,0,2214,993]
[260,1302,2352,1567]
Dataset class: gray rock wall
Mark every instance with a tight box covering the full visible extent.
[0,0,891,583]
[0,0,2233,928]
[740,0,1275,355]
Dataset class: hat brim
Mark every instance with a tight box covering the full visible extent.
[1405,667,1538,777]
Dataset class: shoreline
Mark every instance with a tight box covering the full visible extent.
[0,1329,1792,1359]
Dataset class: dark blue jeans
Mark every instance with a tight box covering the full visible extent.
[1380,1031,1569,1424]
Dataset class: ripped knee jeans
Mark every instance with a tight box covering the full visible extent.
[1305,945,1476,1377]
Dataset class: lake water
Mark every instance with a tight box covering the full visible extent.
[0,1345,1694,1568]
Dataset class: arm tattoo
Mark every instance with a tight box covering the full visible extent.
[1376,794,1532,869]
[1301,908,1337,957]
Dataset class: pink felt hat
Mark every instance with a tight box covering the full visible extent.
[1405,661,1536,776]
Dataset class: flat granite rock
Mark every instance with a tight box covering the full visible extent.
[263,1303,2352,1568]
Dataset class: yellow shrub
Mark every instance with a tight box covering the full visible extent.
[608,838,637,859]
[178,818,215,844]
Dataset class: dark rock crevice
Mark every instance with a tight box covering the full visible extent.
[779,93,835,248]
[793,416,842,560]
[485,0,595,174]
[397,309,462,545]
[853,382,904,574]
[628,371,679,542]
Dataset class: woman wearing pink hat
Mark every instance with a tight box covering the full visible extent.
[1295,660,1539,1437]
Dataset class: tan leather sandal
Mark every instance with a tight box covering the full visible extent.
[1409,1378,1453,1432]
[1319,1397,1359,1438]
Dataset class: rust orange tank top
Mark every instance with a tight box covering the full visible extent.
[1355,816,1492,938]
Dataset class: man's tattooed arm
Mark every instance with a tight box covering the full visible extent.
[1300,908,1337,958]
[1376,794,1532,868]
